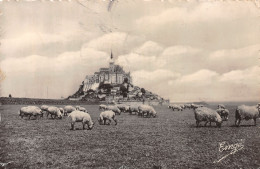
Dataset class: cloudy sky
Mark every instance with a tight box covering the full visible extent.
[0,0,260,102]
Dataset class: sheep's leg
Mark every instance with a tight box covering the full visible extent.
[204,121,208,126]
[196,121,199,127]
[253,118,256,126]
[104,119,107,125]
[108,119,112,125]
[209,122,212,126]
[82,122,85,130]
[28,115,31,120]
[237,119,241,126]
[113,117,117,125]
[71,123,75,130]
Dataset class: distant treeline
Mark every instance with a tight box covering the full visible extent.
[0,97,100,105]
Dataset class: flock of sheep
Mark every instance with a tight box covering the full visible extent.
[18,103,157,130]
[168,103,260,127]
[18,102,260,130]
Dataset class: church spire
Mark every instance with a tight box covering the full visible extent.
[110,50,114,64]
[110,50,113,60]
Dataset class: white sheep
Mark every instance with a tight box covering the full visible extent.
[40,105,49,115]
[216,108,229,121]
[99,104,107,110]
[171,105,183,111]
[19,106,43,119]
[59,107,64,115]
[64,105,76,116]
[184,104,192,109]
[128,104,140,115]
[76,106,87,113]
[138,105,157,118]
[217,104,226,109]
[106,105,121,115]
[191,104,204,109]
[68,110,94,130]
[235,104,260,126]
[194,107,222,127]
[116,104,130,113]
[98,110,117,125]
[46,106,63,119]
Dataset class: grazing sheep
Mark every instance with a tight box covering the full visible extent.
[40,105,49,115]
[98,110,117,125]
[180,105,185,109]
[19,106,43,119]
[218,104,226,109]
[194,107,222,127]
[76,106,87,112]
[184,104,192,109]
[59,108,64,115]
[191,104,204,109]
[41,105,49,111]
[138,105,157,118]
[106,105,121,115]
[216,108,229,121]
[116,104,130,113]
[171,105,183,111]
[46,106,63,119]
[235,104,260,126]
[128,104,140,115]
[64,105,76,116]
[69,110,94,130]
[99,104,107,110]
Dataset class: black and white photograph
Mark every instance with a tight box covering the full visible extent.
[0,0,259,168]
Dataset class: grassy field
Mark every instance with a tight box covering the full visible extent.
[0,104,259,169]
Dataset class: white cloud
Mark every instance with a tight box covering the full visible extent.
[219,66,260,85]
[177,69,219,85]
[136,2,260,26]
[85,32,144,56]
[131,69,181,99]
[0,47,109,98]
[116,53,164,72]
[134,41,163,56]
[208,44,260,72]
[132,69,180,85]
[167,66,260,102]
[161,46,200,57]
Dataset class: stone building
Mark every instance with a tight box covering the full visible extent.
[83,52,132,92]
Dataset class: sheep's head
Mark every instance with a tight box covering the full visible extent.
[257,103,260,111]
[88,121,94,130]
[40,110,44,117]
[117,109,121,115]
[125,106,130,112]
[216,122,222,128]
[57,110,63,119]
